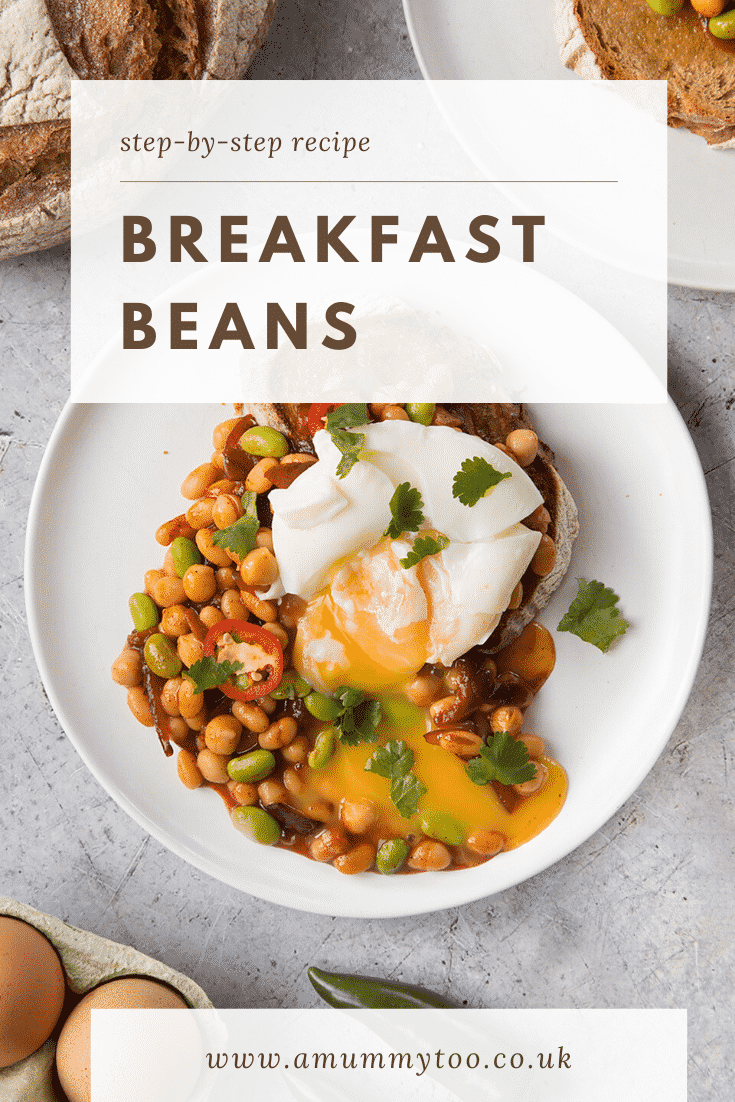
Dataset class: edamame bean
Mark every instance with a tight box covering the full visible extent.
[307,729,336,770]
[709,9,735,36]
[239,426,290,457]
[270,670,312,700]
[644,0,684,12]
[419,809,465,847]
[129,592,159,631]
[227,749,275,784]
[304,692,343,721]
[143,633,182,679]
[405,403,435,426]
[171,536,202,577]
[375,838,410,875]
[230,805,281,845]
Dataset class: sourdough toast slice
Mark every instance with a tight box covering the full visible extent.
[554,0,735,148]
[242,403,579,652]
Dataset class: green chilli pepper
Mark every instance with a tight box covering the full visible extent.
[307,967,454,1009]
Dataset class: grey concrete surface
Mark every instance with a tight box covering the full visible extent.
[1,4,734,1100]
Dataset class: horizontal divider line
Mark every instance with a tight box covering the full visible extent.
[117,179,619,185]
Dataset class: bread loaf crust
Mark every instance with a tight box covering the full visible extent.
[554,0,735,148]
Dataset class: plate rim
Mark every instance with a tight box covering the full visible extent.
[25,398,713,917]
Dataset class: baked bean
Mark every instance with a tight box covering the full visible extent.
[531,534,556,577]
[183,564,216,603]
[177,633,204,668]
[281,734,309,764]
[144,568,165,595]
[162,547,178,576]
[283,766,306,796]
[210,450,225,471]
[507,581,523,610]
[205,714,242,756]
[127,686,154,727]
[185,709,207,732]
[493,442,516,462]
[257,778,289,806]
[259,695,277,715]
[213,417,244,451]
[195,733,206,751]
[259,716,297,750]
[238,587,277,622]
[227,780,259,806]
[206,479,238,498]
[380,404,409,421]
[407,839,452,871]
[160,604,191,637]
[155,515,196,546]
[404,672,442,707]
[691,0,726,14]
[215,566,239,591]
[278,593,306,631]
[310,827,351,863]
[261,622,289,649]
[177,749,203,789]
[245,457,278,494]
[506,428,538,467]
[256,527,274,553]
[334,842,376,875]
[199,605,224,629]
[368,403,389,417]
[481,657,498,681]
[181,462,219,500]
[240,547,279,587]
[151,575,187,608]
[490,705,524,734]
[195,527,232,568]
[167,717,189,746]
[465,829,505,857]
[513,761,548,796]
[524,504,551,533]
[429,693,468,727]
[232,701,270,733]
[111,649,142,688]
[303,801,333,822]
[340,799,377,835]
[516,734,545,759]
[436,729,484,759]
[178,678,204,719]
[197,748,230,784]
[186,498,215,530]
[160,677,183,716]
[220,589,250,620]
[212,493,242,530]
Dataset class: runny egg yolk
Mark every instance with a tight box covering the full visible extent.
[293,536,436,695]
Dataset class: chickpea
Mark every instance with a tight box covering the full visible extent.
[379,404,410,421]
[334,843,376,875]
[204,714,242,756]
[220,589,249,620]
[513,761,548,796]
[340,799,378,835]
[261,622,289,649]
[167,717,189,747]
[178,678,204,719]
[310,827,351,863]
[181,462,219,500]
[232,701,270,733]
[162,547,178,576]
[199,605,224,629]
[197,748,230,784]
[524,504,551,534]
[257,778,289,806]
[516,734,544,760]
[216,566,239,591]
[407,839,452,871]
[259,695,277,715]
[185,709,208,732]
[177,749,203,789]
[111,648,142,688]
[404,672,442,707]
[227,780,259,806]
[183,564,216,603]
[256,527,274,553]
[240,547,279,587]
[691,0,726,13]
[151,575,187,608]
[144,568,165,596]
[213,493,243,530]
[259,716,297,750]
[505,428,538,467]
[160,676,183,716]
[465,829,505,857]
[177,633,204,668]
[160,604,192,637]
[490,705,524,734]
[185,498,216,530]
[127,686,154,727]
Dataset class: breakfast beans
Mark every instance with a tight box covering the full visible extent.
[114,405,565,876]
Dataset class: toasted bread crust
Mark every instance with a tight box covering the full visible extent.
[554,0,735,148]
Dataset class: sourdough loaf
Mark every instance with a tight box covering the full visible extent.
[0,0,278,261]
[554,0,735,148]
[241,402,579,654]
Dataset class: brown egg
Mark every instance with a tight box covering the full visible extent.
[0,916,66,1068]
[55,975,188,1102]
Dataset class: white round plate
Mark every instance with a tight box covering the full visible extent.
[403,0,735,290]
[26,399,711,917]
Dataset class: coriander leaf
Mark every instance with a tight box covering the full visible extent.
[557,578,630,653]
[364,740,426,819]
[364,739,415,780]
[452,455,512,507]
[211,512,260,558]
[390,771,427,819]
[325,404,369,479]
[184,656,243,694]
[241,490,258,517]
[466,730,536,788]
[399,533,449,569]
[384,482,425,539]
[333,688,383,746]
